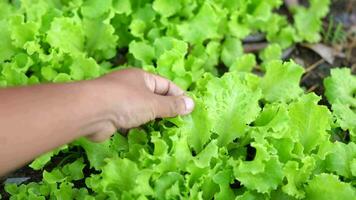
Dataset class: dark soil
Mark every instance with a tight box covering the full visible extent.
[1,0,355,198]
[296,0,356,105]
[0,166,41,199]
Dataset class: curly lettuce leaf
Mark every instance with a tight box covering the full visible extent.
[46,17,84,54]
[324,68,356,138]
[288,94,331,154]
[83,19,119,60]
[0,20,16,62]
[81,0,112,19]
[260,60,304,102]
[293,0,330,43]
[29,145,68,170]
[305,174,356,200]
[153,0,182,17]
[204,72,262,146]
[177,2,223,44]
[324,142,356,179]
[234,141,284,193]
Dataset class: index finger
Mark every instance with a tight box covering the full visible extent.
[144,73,185,96]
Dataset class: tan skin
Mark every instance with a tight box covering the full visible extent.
[0,68,194,176]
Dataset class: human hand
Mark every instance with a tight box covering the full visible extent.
[86,68,194,142]
[0,68,194,175]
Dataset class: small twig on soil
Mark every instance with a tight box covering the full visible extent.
[307,84,319,93]
[243,43,268,53]
[302,59,325,82]
[282,46,295,60]
[305,59,325,73]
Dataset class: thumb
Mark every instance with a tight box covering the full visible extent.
[154,95,195,118]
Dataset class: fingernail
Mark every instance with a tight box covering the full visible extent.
[183,97,194,113]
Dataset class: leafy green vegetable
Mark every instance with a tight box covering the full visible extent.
[177,2,222,44]
[324,68,356,141]
[29,145,68,170]
[229,54,256,72]
[305,174,355,200]
[260,60,304,102]
[293,0,330,43]
[47,17,84,54]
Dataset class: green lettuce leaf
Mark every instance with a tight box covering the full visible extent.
[29,145,68,170]
[204,72,262,146]
[177,2,223,44]
[153,0,181,17]
[260,60,304,102]
[288,94,331,154]
[46,17,84,54]
[0,20,16,62]
[324,68,356,139]
[81,0,112,19]
[305,174,356,200]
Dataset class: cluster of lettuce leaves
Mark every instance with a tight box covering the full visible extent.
[1,0,356,199]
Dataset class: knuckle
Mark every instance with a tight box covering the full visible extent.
[87,124,115,142]
[171,98,184,115]
[152,98,162,117]
[144,73,155,91]
[115,114,132,129]
[169,100,178,115]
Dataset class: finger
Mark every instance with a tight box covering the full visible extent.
[86,131,113,143]
[154,95,195,118]
[144,73,185,96]
[86,122,116,142]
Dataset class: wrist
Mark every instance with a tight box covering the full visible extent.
[75,79,119,140]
